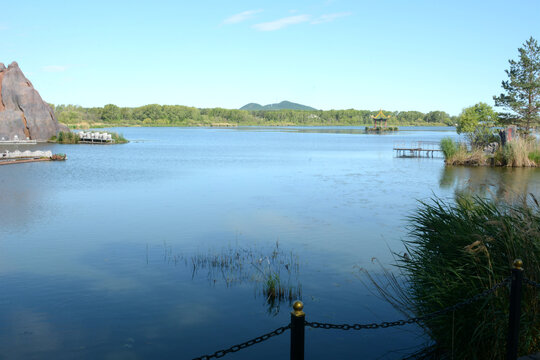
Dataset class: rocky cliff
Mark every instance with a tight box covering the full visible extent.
[0,62,68,141]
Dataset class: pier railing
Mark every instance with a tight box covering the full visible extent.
[393,141,443,158]
[192,260,539,360]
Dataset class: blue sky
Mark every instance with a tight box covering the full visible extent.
[1,0,539,115]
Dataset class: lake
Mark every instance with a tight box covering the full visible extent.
[1,127,539,359]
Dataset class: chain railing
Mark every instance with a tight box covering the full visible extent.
[192,324,290,360]
[305,276,510,331]
[524,278,540,289]
[192,259,533,360]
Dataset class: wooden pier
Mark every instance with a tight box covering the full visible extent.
[0,158,52,165]
[0,150,66,165]
[393,141,442,158]
[0,139,37,145]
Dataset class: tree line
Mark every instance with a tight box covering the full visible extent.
[51,103,455,128]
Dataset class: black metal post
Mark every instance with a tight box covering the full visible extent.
[506,259,524,360]
[290,301,305,360]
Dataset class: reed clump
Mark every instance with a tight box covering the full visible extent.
[445,142,488,166]
[365,197,540,359]
[441,137,540,167]
[440,137,457,159]
[54,131,79,144]
[110,132,128,144]
[498,138,537,167]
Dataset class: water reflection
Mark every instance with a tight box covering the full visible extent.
[440,166,540,202]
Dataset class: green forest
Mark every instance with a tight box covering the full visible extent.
[51,103,456,128]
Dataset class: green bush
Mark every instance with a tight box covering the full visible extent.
[56,131,79,144]
[528,150,540,164]
[440,137,457,160]
[373,198,540,359]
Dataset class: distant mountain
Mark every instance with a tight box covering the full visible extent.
[240,103,265,110]
[240,101,317,111]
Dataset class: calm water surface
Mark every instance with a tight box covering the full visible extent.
[1,127,540,359]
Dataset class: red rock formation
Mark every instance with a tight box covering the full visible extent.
[0,61,68,141]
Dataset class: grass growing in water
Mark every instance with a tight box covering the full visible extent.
[164,241,301,314]
[363,196,540,359]
[500,138,536,167]
[110,132,128,143]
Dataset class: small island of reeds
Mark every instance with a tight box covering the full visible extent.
[442,136,540,167]
[443,37,539,167]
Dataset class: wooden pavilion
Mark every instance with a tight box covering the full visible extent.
[371,109,390,128]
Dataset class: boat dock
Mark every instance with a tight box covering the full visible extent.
[78,131,115,144]
[0,135,37,145]
[393,141,442,158]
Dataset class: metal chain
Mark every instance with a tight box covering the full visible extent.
[192,324,290,360]
[524,278,540,289]
[306,277,511,330]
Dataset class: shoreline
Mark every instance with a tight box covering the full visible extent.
[65,124,456,131]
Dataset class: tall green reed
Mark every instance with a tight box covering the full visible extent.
[364,196,540,359]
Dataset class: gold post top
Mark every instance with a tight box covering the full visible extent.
[513,259,523,270]
[292,301,305,317]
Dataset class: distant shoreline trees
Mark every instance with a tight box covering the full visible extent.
[50,104,455,128]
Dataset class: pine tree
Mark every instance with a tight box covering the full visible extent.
[494,37,540,132]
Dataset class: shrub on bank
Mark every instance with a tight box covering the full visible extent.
[56,131,79,144]
[528,150,540,164]
[369,197,540,359]
[440,137,457,159]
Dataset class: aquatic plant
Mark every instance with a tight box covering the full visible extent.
[445,136,540,168]
[441,137,488,165]
[363,196,540,359]
[110,132,128,144]
[445,146,487,166]
[528,149,540,164]
[439,137,457,160]
[499,138,536,167]
[55,131,79,144]
[165,241,301,314]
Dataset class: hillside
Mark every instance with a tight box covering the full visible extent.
[240,101,317,111]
